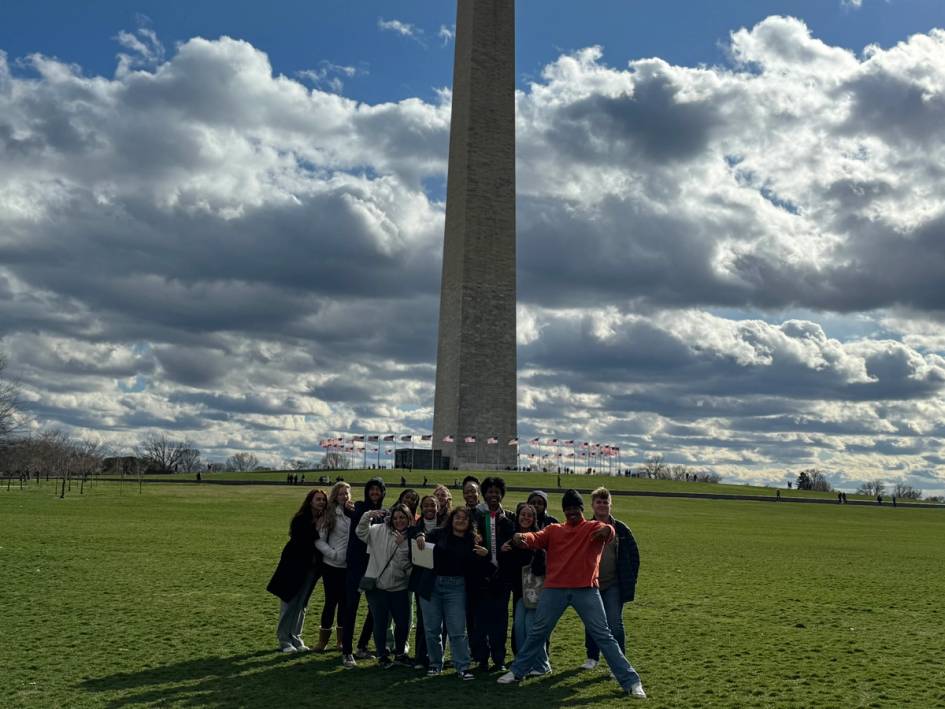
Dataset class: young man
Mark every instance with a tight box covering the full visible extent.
[497,490,646,700]
[470,477,514,671]
[580,487,640,671]
[526,490,559,528]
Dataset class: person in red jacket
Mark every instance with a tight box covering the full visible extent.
[497,489,646,700]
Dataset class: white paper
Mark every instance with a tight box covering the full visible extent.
[412,538,435,569]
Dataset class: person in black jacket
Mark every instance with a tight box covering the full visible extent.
[581,487,640,670]
[267,488,328,653]
[469,477,515,672]
[408,495,445,669]
[501,502,551,675]
[414,507,490,679]
[341,477,387,663]
[527,490,559,528]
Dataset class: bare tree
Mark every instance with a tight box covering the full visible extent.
[136,434,186,473]
[226,452,259,472]
[892,483,922,500]
[286,459,312,471]
[178,447,202,473]
[641,454,669,479]
[1,353,20,442]
[796,468,832,492]
[320,452,350,470]
[856,479,886,496]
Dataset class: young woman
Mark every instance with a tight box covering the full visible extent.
[410,495,443,669]
[501,502,550,674]
[314,481,352,655]
[397,488,421,521]
[356,503,414,667]
[267,488,328,653]
[432,484,452,526]
[414,507,489,680]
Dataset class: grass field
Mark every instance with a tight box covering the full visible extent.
[2,481,943,708]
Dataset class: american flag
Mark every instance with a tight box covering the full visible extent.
[508,438,519,446]
[563,439,575,445]
[421,434,432,442]
[582,441,590,448]
[529,438,540,445]
[352,435,364,442]
[486,437,498,445]
[400,435,413,442]
[383,435,395,442]
[464,436,477,444]
[442,435,454,443]
[367,435,379,442]
[385,448,393,454]
[548,438,558,445]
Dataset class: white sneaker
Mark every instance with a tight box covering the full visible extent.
[279,645,297,654]
[294,644,310,652]
[342,654,357,669]
[496,671,521,684]
[580,658,598,670]
[629,682,647,699]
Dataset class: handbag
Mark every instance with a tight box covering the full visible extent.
[521,563,544,609]
[358,536,399,592]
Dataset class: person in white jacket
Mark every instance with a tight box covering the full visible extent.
[356,502,413,668]
[314,482,352,652]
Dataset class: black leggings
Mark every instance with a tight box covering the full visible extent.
[320,565,348,629]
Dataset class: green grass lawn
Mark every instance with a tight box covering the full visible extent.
[2,481,943,708]
[134,468,886,502]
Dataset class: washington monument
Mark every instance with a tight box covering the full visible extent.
[433,0,517,469]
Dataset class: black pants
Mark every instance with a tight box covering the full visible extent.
[341,568,374,654]
[320,565,347,629]
[366,589,410,658]
[471,590,511,666]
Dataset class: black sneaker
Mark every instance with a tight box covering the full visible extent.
[459,670,476,681]
[491,664,507,673]
[393,653,411,666]
[377,656,393,669]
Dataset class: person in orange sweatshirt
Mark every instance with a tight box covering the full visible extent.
[496,489,646,700]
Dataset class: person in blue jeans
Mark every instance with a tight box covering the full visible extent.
[497,489,646,700]
[581,486,640,670]
[414,507,490,680]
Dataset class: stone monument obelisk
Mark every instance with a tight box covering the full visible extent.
[433,0,517,470]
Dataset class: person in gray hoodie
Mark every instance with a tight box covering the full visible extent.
[357,502,414,668]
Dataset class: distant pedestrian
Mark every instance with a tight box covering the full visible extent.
[776,490,781,501]
[892,496,897,507]
[877,495,883,505]
[838,492,842,504]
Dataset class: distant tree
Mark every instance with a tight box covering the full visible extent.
[286,459,312,471]
[692,470,722,484]
[641,454,669,479]
[1,353,20,442]
[137,434,186,473]
[670,464,691,481]
[892,483,922,500]
[925,495,944,504]
[226,452,259,472]
[857,479,886,497]
[796,469,832,492]
[320,452,350,470]
[178,447,202,473]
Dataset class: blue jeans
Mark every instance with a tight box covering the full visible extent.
[585,584,625,661]
[419,576,471,672]
[512,598,551,673]
[509,587,640,691]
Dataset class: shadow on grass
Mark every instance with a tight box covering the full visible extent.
[79,650,627,707]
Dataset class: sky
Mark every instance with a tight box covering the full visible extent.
[1,1,945,494]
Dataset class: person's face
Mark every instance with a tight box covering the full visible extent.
[528,496,547,516]
[421,497,438,520]
[563,505,583,524]
[452,510,470,534]
[592,496,611,519]
[391,510,410,531]
[435,488,451,510]
[463,483,480,507]
[337,486,350,505]
[484,485,503,510]
[518,507,536,530]
[311,493,327,513]
[368,486,383,504]
[404,492,419,510]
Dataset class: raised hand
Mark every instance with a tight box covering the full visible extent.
[591,525,614,541]
[500,541,512,553]
[473,545,488,557]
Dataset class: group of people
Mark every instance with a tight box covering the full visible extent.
[266,475,647,699]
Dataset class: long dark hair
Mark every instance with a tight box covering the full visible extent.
[291,488,328,535]
[397,488,420,518]
[514,502,537,533]
[446,506,477,540]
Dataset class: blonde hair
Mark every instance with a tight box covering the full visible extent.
[324,481,351,534]
[591,486,611,502]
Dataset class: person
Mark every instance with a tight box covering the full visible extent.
[267,488,328,653]
[340,477,387,667]
[501,502,550,675]
[526,490,559,528]
[410,495,443,669]
[397,488,420,520]
[497,489,646,700]
[414,507,490,679]
[462,476,481,510]
[314,482,353,653]
[581,487,640,672]
[470,477,514,672]
[433,484,452,526]
[357,503,414,667]
[401,475,407,487]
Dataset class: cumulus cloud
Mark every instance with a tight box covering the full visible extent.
[378,18,424,45]
[1,19,944,491]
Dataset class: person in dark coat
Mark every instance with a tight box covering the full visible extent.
[267,488,328,652]
[408,495,445,668]
[581,487,640,670]
[340,477,387,663]
[527,490,559,528]
[469,477,515,671]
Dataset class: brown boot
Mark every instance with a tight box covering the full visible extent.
[335,627,344,651]
[313,627,332,652]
